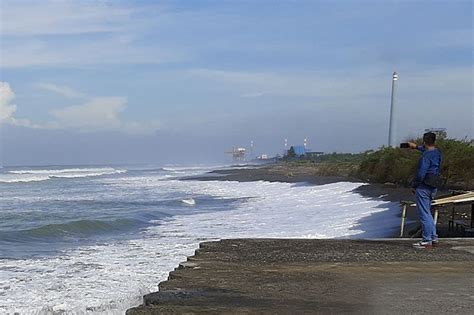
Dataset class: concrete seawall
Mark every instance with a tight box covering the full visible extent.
[127,238,474,314]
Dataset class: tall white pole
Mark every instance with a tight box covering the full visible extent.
[388,72,398,147]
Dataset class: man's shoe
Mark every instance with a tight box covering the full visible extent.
[432,239,439,247]
[413,241,433,248]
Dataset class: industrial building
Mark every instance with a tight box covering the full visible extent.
[287,145,324,159]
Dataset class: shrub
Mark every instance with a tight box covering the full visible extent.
[358,138,474,189]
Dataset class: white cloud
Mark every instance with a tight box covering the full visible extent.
[1,37,179,68]
[36,83,85,99]
[51,97,127,130]
[187,68,387,99]
[1,1,133,36]
[0,1,183,68]
[0,82,17,121]
[0,82,44,128]
[51,97,160,134]
[188,67,473,100]
[1,82,159,134]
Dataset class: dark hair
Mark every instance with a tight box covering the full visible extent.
[423,132,436,145]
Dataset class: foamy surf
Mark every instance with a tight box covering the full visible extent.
[0,166,401,314]
[8,167,121,174]
[0,167,126,183]
[181,198,196,205]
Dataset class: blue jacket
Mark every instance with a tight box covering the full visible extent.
[412,146,442,188]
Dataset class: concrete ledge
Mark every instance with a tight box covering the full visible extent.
[127,238,474,314]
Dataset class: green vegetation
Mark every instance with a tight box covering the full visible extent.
[429,138,474,188]
[287,146,296,158]
[281,138,474,189]
[358,138,474,189]
[357,147,419,185]
[310,152,366,163]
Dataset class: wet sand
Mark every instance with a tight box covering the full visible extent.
[127,238,474,314]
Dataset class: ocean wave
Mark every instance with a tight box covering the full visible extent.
[0,218,145,241]
[0,178,400,313]
[9,167,124,175]
[0,175,51,183]
[0,168,126,183]
[50,171,126,178]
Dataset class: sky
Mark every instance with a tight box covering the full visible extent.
[0,0,472,166]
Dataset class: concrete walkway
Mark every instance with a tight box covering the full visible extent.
[127,238,474,314]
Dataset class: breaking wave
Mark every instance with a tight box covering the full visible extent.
[0,167,401,314]
[0,219,146,242]
[0,167,126,183]
[8,167,122,175]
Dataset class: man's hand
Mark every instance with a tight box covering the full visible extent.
[408,142,417,149]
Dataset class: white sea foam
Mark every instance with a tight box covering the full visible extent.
[0,178,400,314]
[8,168,120,174]
[181,198,196,205]
[0,168,126,183]
[0,174,51,183]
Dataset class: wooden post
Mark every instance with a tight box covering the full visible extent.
[471,203,473,228]
[449,205,455,231]
[400,204,407,238]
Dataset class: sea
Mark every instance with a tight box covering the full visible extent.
[0,164,401,314]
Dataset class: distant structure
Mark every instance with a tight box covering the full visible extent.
[388,72,398,147]
[290,145,306,157]
[225,147,246,162]
[286,144,324,159]
[425,128,447,140]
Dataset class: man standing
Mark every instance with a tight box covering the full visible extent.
[408,132,442,248]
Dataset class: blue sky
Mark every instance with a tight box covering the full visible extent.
[0,0,472,165]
